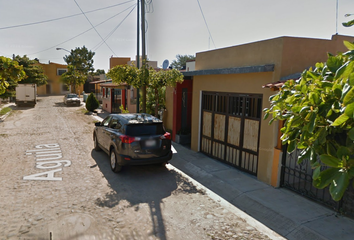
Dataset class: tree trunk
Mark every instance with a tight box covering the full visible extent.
[155,87,159,117]
[142,85,146,113]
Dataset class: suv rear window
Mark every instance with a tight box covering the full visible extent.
[126,123,164,136]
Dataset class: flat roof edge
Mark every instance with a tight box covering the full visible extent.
[182,64,275,76]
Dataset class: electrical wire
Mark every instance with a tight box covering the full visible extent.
[27,4,136,56]
[73,0,117,56]
[0,0,135,30]
[145,0,154,13]
[196,0,216,49]
[93,5,137,51]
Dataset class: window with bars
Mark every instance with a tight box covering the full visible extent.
[228,96,242,116]
[244,97,262,118]
[216,95,227,114]
[202,94,214,111]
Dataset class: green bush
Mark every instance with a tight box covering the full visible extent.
[86,93,99,112]
[264,40,354,201]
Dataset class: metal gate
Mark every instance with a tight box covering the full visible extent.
[112,89,122,113]
[200,92,262,175]
[281,146,354,218]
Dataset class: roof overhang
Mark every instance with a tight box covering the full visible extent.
[182,64,275,77]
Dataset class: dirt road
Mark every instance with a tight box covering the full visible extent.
[0,96,273,239]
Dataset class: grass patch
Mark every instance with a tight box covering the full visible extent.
[77,108,89,114]
[0,134,8,138]
[0,107,11,116]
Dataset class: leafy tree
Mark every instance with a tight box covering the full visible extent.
[107,65,184,115]
[63,46,95,73]
[61,46,95,93]
[0,77,19,99]
[0,56,26,96]
[170,54,195,70]
[148,69,184,116]
[94,69,105,75]
[61,65,87,94]
[107,64,142,88]
[264,41,354,201]
[13,55,47,86]
[107,64,148,112]
[343,14,354,27]
[86,92,99,112]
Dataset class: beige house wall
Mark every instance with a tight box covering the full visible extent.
[37,62,84,95]
[164,86,174,132]
[110,57,131,69]
[190,34,354,185]
[37,63,68,95]
[191,72,276,184]
[280,35,354,78]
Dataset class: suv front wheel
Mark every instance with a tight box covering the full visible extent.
[110,148,122,173]
[94,134,101,151]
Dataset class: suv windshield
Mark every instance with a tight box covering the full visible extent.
[67,94,77,98]
[126,123,164,136]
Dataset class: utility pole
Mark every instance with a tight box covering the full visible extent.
[136,0,140,113]
[141,0,147,113]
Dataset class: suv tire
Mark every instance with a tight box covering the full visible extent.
[94,134,101,151]
[110,148,122,173]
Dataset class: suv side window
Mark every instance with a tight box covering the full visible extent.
[110,117,122,131]
[102,116,112,127]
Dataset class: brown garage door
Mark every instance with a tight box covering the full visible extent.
[200,91,262,175]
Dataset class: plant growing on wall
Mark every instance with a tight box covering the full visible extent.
[108,65,184,116]
[148,69,184,117]
[264,41,354,201]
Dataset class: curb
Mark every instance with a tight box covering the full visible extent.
[0,104,13,122]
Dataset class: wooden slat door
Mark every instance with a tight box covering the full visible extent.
[200,92,262,175]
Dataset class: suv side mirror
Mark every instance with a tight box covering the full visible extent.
[95,122,102,126]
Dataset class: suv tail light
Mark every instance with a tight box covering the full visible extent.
[119,135,138,144]
[160,132,171,140]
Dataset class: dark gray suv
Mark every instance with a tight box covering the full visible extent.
[93,113,172,172]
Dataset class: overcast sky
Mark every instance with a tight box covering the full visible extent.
[1,0,354,72]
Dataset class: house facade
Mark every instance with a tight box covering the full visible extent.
[37,62,83,95]
[165,34,354,187]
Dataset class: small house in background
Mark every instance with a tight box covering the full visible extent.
[101,57,158,114]
[100,82,137,113]
[37,62,83,95]
[88,79,110,103]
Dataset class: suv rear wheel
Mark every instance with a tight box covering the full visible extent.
[110,148,122,173]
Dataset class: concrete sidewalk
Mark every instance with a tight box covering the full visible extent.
[93,108,354,240]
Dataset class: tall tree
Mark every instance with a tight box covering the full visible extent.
[60,65,87,94]
[61,46,95,93]
[170,54,195,70]
[13,55,47,86]
[94,69,105,76]
[0,56,26,96]
[107,65,184,115]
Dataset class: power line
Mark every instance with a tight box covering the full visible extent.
[27,4,136,56]
[196,0,216,49]
[73,0,117,56]
[93,5,137,51]
[0,0,135,30]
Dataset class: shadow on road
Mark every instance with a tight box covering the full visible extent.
[91,149,205,240]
